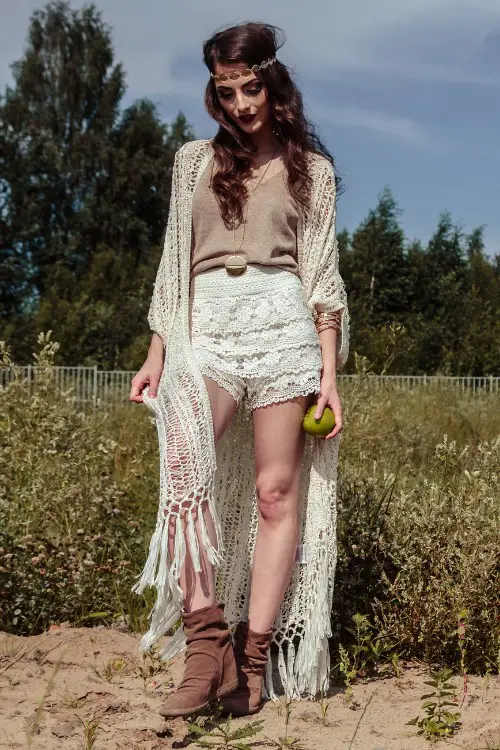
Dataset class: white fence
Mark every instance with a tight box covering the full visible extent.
[1,366,499,409]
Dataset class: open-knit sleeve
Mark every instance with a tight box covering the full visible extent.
[147,145,185,345]
[301,157,350,370]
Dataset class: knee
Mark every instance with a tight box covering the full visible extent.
[256,473,295,524]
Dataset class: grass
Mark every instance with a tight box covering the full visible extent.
[1,330,499,679]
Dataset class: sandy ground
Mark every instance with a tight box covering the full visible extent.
[0,623,499,750]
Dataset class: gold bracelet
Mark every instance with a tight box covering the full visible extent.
[316,322,341,333]
[315,309,342,322]
[316,322,341,334]
[316,316,341,329]
[315,310,342,333]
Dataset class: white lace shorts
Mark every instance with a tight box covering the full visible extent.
[190,265,323,410]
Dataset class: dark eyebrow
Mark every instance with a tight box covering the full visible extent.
[215,77,261,91]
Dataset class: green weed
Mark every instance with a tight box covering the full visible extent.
[265,697,306,749]
[1,332,499,676]
[187,712,264,749]
[78,716,101,749]
[407,667,462,743]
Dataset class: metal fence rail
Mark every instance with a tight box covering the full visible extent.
[338,373,500,397]
[1,366,499,409]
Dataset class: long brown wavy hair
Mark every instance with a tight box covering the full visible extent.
[202,22,342,229]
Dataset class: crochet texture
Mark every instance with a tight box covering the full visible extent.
[191,268,323,409]
[132,138,350,699]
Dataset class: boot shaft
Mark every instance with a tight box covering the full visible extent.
[182,601,231,645]
[158,601,238,718]
[219,620,274,717]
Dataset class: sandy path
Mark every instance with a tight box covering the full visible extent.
[0,624,498,750]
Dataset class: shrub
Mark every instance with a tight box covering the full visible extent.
[1,329,499,676]
[0,333,157,634]
[333,346,500,674]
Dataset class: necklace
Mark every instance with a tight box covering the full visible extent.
[225,146,279,276]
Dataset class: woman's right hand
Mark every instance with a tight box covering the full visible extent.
[129,356,164,403]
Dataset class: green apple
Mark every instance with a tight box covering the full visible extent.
[302,405,335,436]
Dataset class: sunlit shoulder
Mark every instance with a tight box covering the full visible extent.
[176,138,212,156]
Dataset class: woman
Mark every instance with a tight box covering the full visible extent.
[129,21,349,718]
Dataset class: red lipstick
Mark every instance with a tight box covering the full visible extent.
[238,113,257,123]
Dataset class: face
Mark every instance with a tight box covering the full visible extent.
[214,61,271,136]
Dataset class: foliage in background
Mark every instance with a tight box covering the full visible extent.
[339,195,500,376]
[0,333,156,632]
[0,1,194,368]
[332,332,500,675]
[1,332,499,678]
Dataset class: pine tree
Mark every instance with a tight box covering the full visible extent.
[349,188,408,325]
[458,227,500,375]
[1,1,125,299]
[408,212,470,373]
[346,189,409,368]
[0,2,194,366]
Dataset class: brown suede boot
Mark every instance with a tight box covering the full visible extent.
[219,621,274,717]
[158,602,238,718]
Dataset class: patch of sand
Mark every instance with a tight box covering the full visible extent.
[0,624,498,750]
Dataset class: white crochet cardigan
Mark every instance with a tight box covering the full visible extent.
[132,138,350,699]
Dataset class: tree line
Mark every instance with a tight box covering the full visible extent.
[1,1,499,374]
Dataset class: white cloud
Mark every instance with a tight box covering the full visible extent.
[308,103,456,155]
[322,107,433,148]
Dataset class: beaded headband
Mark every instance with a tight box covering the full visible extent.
[211,55,277,82]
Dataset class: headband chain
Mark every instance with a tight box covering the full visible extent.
[211,55,277,82]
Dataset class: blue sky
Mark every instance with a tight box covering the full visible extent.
[1,0,500,257]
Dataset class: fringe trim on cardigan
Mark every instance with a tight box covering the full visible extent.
[264,537,332,700]
[131,470,222,653]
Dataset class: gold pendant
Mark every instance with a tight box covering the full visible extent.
[225,255,247,276]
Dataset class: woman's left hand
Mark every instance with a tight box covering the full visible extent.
[314,373,343,439]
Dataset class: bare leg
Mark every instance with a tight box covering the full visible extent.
[175,375,239,613]
[248,393,313,633]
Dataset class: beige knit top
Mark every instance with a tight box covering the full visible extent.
[190,157,300,279]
